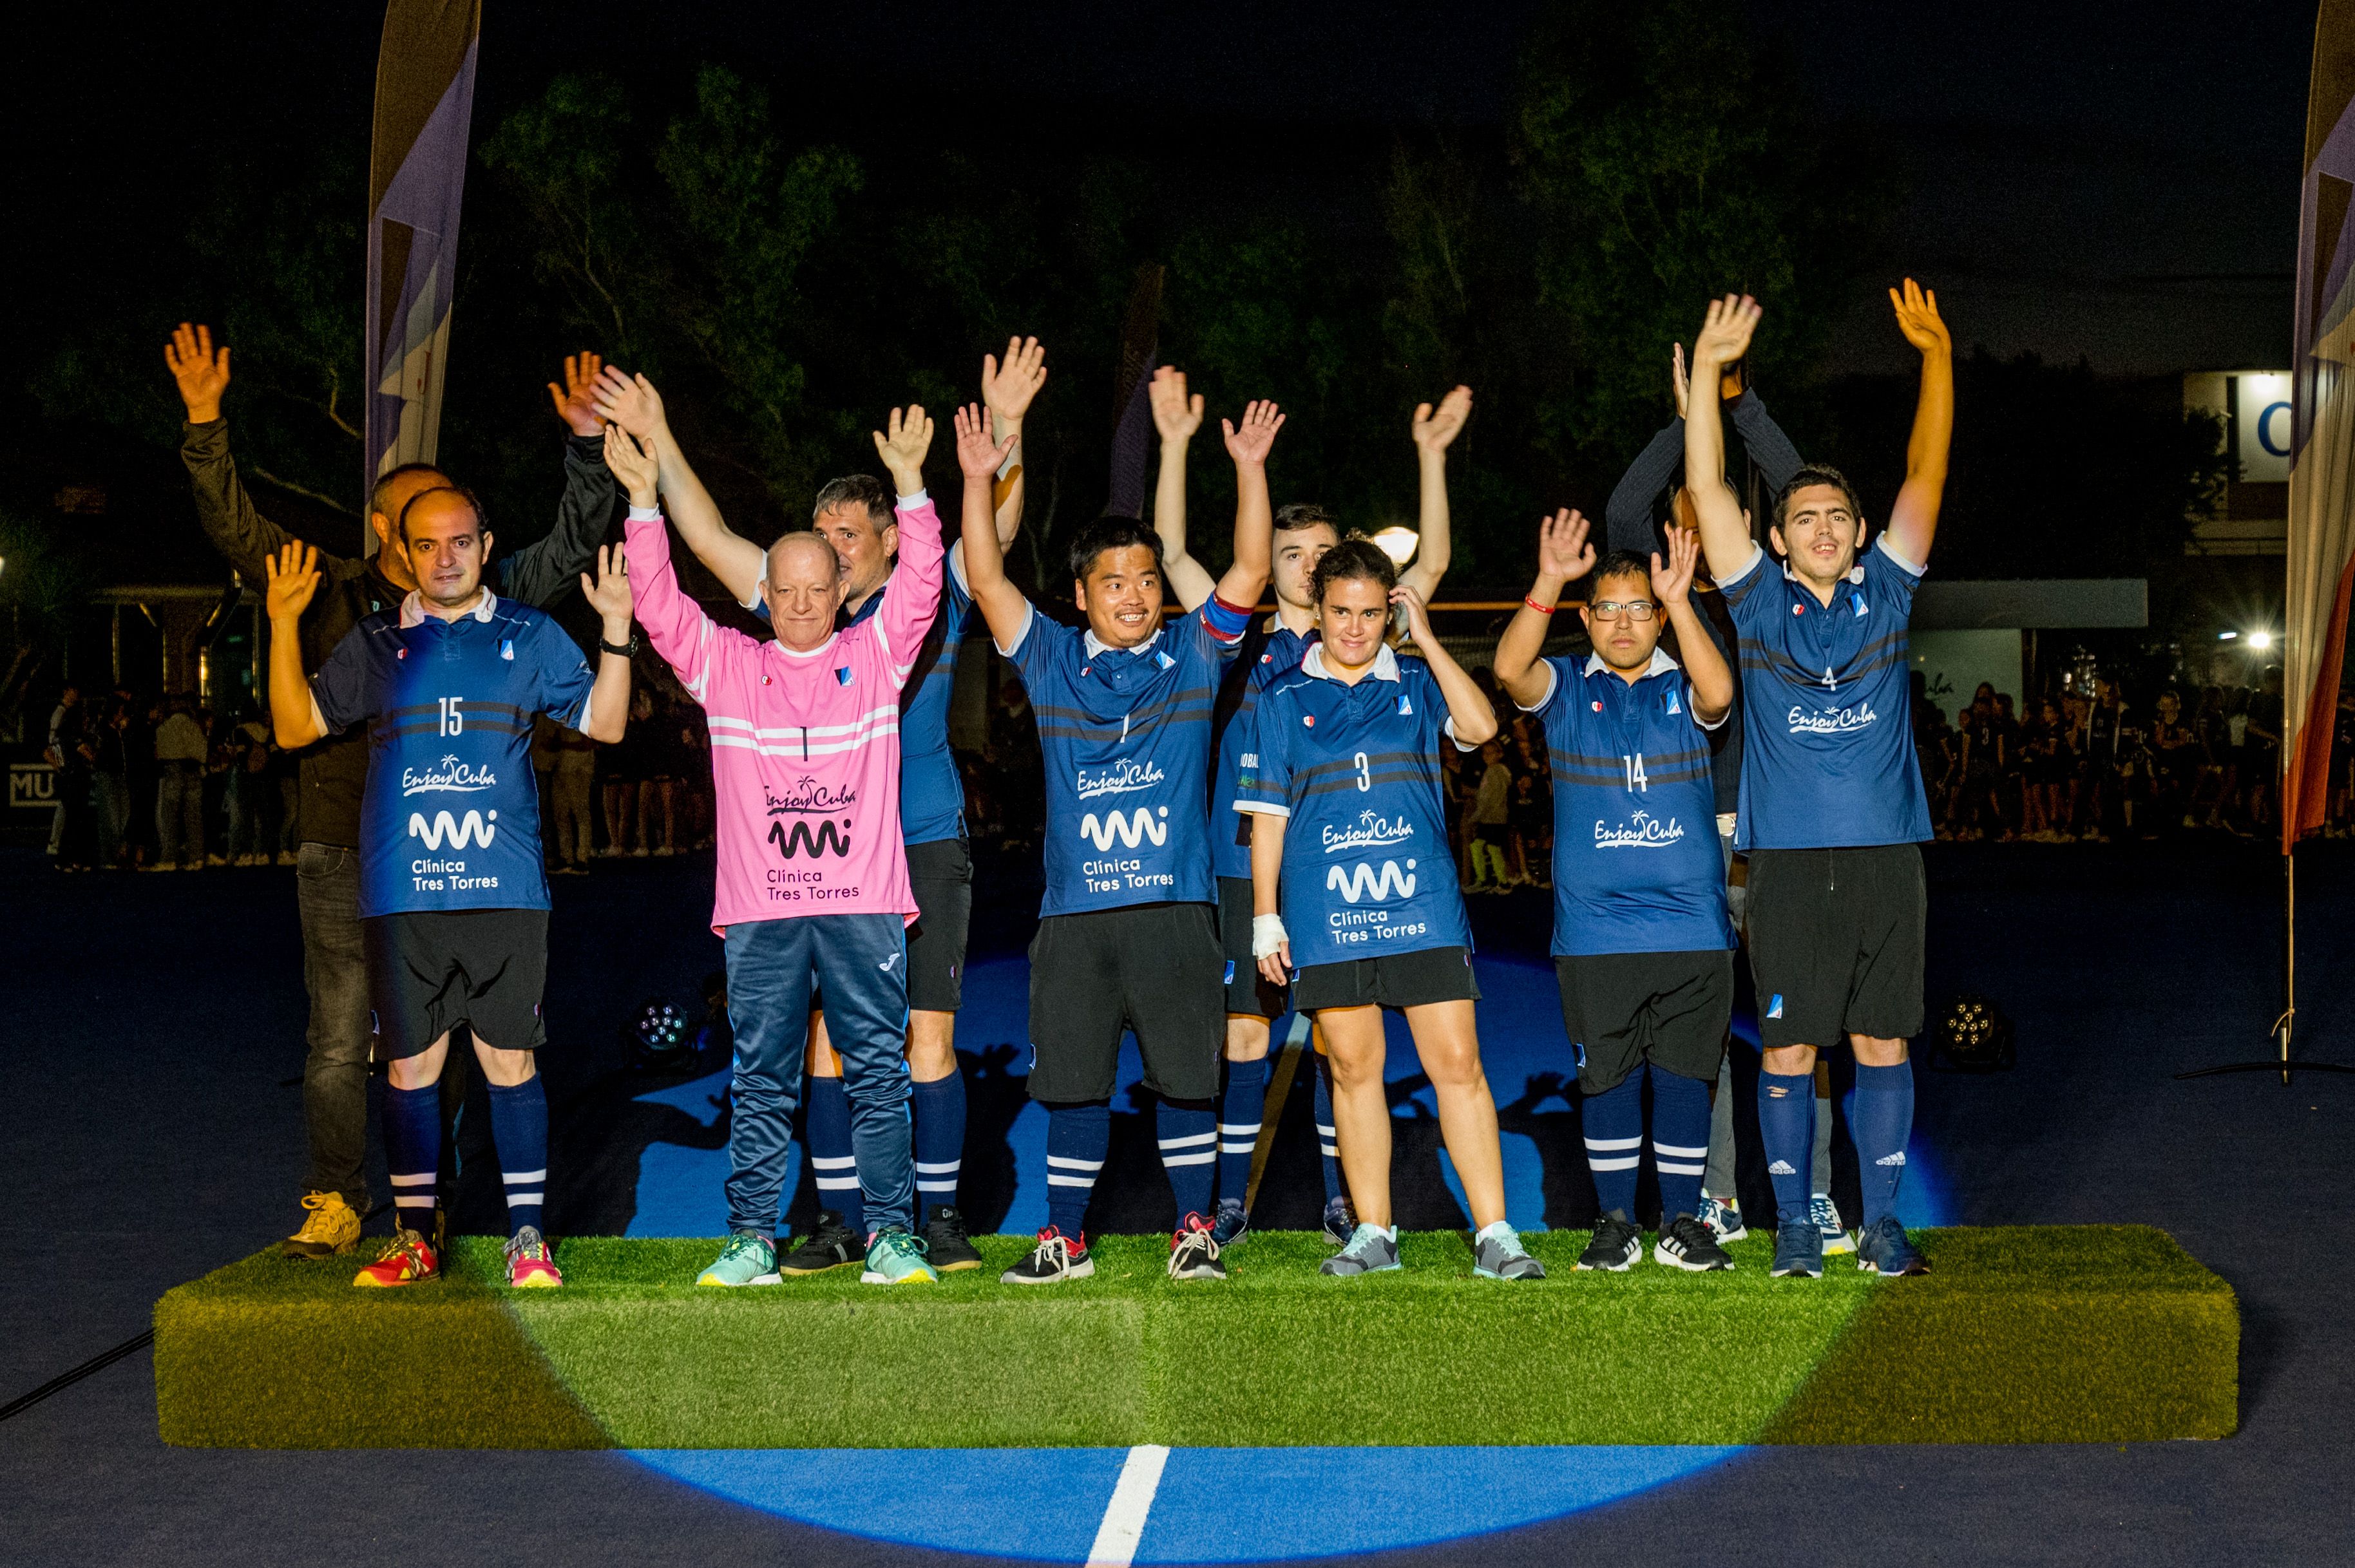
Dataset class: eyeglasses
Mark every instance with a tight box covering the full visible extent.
[1588,600,1656,621]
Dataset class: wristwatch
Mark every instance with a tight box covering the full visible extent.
[598,634,640,659]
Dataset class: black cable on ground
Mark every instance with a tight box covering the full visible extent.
[0,1331,155,1424]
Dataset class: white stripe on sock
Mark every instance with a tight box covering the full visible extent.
[814,1176,863,1190]
[1217,1140,1256,1155]
[1217,1123,1260,1136]
[1587,1155,1641,1171]
[1156,1131,1217,1149]
[394,1195,435,1208]
[1316,1123,1337,1137]
[1046,1174,1100,1187]
[1047,1155,1105,1171]
[810,1155,858,1170]
[1655,1161,1705,1176]
[917,1180,960,1193]
[1319,1144,1339,1158]
[1652,1143,1708,1159]
[504,1192,544,1207]
[502,1168,548,1184]
[1161,1150,1215,1167]
[913,1160,962,1174]
[1583,1135,1643,1151]
[388,1172,436,1187]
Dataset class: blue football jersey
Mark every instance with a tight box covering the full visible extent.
[1210,621,1312,882]
[1525,652,1733,958]
[1006,597,1250,917]
[310,592,594,918]
[1719,536,1932,851]
[1231,643,1473,965]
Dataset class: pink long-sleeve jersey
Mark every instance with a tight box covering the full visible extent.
[624,495,943,933]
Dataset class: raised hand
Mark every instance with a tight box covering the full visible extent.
[873,404,935,493]
[165,323,231,422]
[1671,342,1690,420]
[547,352,608,437]
[1535,507,1596,583]
[1149,365,1204,444]
[591,367,665,439]
[603,425,660,509]
[1390,582,1438,652]
[580,543,634,627]
[1411,384,1474,455]
[955,403,1019,479]
[1889,277,1950,359]
[1221,399,1286,466]
[1692,293,1761,370]
[263,542,321,623]
[1651,524,1700,608]
[981,336,1048,426]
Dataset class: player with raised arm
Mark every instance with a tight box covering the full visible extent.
[617,404,972,1288]
[592,341,1042,1274]
[166,324,620,1263]
[1683,283,1954,1280]
[1232,539,1543,1280]
[263,495,636,1290]
[961,381,1276,1285]
[1492,511,1739,1272]
[1156,374,1473,1249]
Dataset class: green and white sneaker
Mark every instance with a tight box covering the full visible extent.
[860,1225,939,1285]
[697,1231,779,1287]
[1473,1221,1547,1280]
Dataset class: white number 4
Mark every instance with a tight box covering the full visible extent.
[439,696,464,737]
[1623,752,1647,792]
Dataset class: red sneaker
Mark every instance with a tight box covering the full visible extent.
[352,1228,440,1288]
[999,1226,1093,1285]
[505,1227,562,1288]
[1167,1213,1226,1281]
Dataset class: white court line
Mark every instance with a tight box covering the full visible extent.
[1087,1444,1170,1567]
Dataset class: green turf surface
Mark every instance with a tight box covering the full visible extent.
[153,1225,2235,1448]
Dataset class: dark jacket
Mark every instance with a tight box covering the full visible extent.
[182,418,617,847]
[1602,391,1806,557]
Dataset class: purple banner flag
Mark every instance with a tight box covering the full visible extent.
[365,0,482,537]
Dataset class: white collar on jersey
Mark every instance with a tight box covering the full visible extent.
[1302,641,1400,683]
[398,588,497,628]
[1581,647,1681,680]
[1083,622,1164,659]
[1780,557,1867,587]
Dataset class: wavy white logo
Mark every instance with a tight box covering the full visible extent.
[1077,806,1169,850]
[1321,810,1415,856]
[408,809,499,850]
[1074,759,1167,800]
[401,754,497,797]
[1327,858,1417,902]
[1789,701,1878,735]
[1593,809,1685,849]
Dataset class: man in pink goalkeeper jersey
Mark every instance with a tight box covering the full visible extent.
[612,404,1011,1287]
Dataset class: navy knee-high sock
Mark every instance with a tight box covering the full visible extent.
[806,1075,863,1234]
[1759,1070,1815,1228]
[1313,1050,1344,1207]
[1648,1064,1711,1225]
[1851,1061,1915,1228]
[486,1076,549,1240]
[911,1072,966,1212]
[1045,1101,1110,1244]
[1158,1098,1217,1223]
[384,1082,442,1239]
[1217,1057,1268,1208]
[1581,1074,1643,1220]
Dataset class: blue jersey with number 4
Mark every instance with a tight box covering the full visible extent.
[1211,621,1311,882]
[312,592,593,918]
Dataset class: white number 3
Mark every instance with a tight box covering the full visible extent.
[1355,751,1371,792]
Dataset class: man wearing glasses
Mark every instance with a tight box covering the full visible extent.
[1491,509,1740,1272]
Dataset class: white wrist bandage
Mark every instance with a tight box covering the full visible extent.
[1252,913,1290,960]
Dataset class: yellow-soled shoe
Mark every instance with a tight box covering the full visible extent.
[283,1191,362,1259]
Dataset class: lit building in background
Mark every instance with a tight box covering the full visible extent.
[2182,370,2291,556]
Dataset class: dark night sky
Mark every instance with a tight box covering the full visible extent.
[21,1,2320,378]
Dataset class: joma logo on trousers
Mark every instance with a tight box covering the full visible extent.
[407,809,498,849]
[1078,807,1168,850]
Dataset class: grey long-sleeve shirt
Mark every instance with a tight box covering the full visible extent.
[182,418,617,847]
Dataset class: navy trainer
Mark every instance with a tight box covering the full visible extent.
[1770,1214,1825,1278]
[1855,1214,1931,1276]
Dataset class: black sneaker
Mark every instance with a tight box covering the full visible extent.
[1167,1214,1228,1281]
[1576,1214,1644,1271]
[1653,1214,1735,1272]
[777,1209,867,1275]
[922,1204,983,1272]
[1000,1226,1092,1285]
[1321,1195,1357,1247]
[1210,1196,1249,1247]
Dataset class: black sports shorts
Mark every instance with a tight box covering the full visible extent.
[1217,874,1288,1020]
[363,908,549,1059]
[905,836,972,1014]
[1292,945,1480,1014]
[1745,844,1925,1051]
[1026,901,1223,1102]
[1552,949,1733,1095]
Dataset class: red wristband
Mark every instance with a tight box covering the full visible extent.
[1523,595,1556,614]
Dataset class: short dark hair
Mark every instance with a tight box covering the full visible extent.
[1069,515,1165,583]
[1772,465,1863,532]
[395,484,488,547]
[370,461,447,522]
[811,475,894,531]
[1274,502,1340,539]
[1309,536,1397,603]
[1588,550,1655,597]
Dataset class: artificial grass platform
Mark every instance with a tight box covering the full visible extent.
[153,1225,2235,1450]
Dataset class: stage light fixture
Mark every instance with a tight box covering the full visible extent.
[2217,630,2238,641]
[624,997,696,1073]
[2248,630,2273,650]
[1369,526,1420,565]
[1932,992,2015,1072]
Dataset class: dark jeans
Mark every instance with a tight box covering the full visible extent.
[296,842,374,1209]
[157,763,204,865]
[91,773,129,866]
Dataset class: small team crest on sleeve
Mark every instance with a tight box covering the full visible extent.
[1767,993,1785,1019]
[1156,650,1176,670]
[1852,593,1869,618]
[1666,690,1681,716]
[501,639,515,661]
[1223,960,1235,984]
[1398,694,1413,715]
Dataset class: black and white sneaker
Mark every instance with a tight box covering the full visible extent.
[1000,1226,1093,1285]
[778,1209,867,1276]
[1210,1196,1250,1247]
[1653,1214,1735,1272]
[1167,1214,1228,1281]
[1576,1215,1644,1271]
[922,1204,982,1272]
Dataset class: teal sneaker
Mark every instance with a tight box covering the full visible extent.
[1473,1221,1547,1280]
[860,1225,939,1285]
[697,1231,779,1287]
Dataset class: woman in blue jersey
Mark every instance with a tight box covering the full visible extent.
[1232,540,1544,1280]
